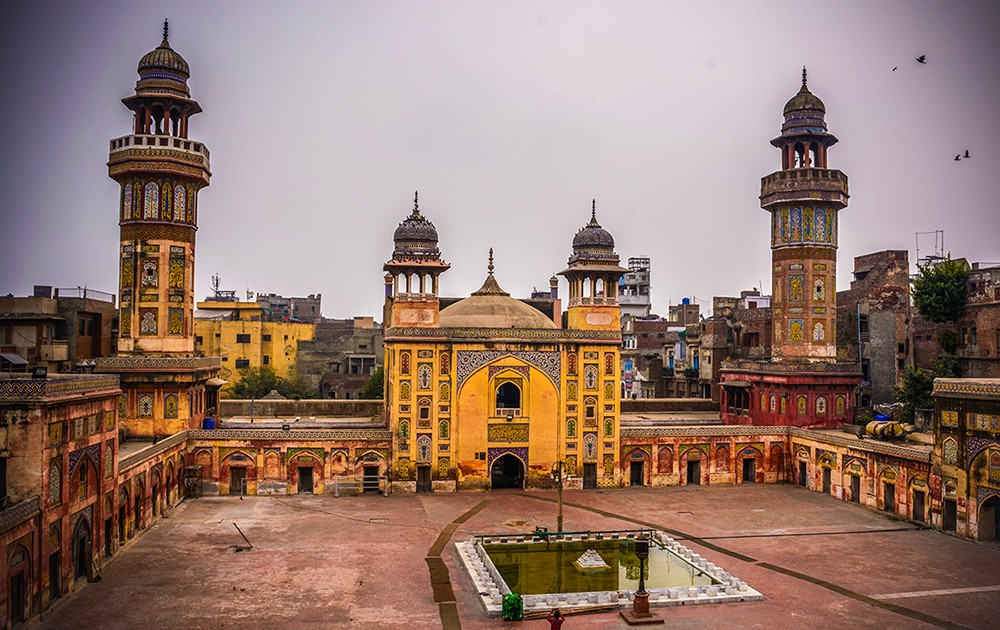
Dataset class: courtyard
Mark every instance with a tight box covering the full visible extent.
[39,484,1000,629]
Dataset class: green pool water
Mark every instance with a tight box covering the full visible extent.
[483,539,717,596]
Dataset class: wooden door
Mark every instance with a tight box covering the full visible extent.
[229,467,246,496]
[416,466,432,493]
[583,463,597,489]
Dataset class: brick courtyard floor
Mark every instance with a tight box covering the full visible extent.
[39,484,1000,629]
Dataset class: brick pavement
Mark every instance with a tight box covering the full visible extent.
[38,485,1000,629]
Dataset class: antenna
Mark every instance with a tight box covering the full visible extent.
[915,230,945,268]
[211,272,221,298]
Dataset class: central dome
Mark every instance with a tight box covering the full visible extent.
[440,249,557,329]
[439,295,557,329]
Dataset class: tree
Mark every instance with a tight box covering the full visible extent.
[912,258,969,323]
[227,366,283,399]
[359,366,384,400]
[224,366,318,399]
[894,367,935,424]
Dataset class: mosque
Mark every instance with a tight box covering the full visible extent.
[1,23,998,626]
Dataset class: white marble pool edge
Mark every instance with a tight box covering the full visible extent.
[456,530,764,616]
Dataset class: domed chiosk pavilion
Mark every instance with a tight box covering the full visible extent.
[383,196,626,491]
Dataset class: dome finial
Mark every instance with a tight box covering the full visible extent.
[488,247,495,275]
[590,199,598,225]
[802,66,807,87]
[411,190,420,217]
[163,18,169,42]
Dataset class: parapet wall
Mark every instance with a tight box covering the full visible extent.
[219,398,384,419]
[621,398,719,413]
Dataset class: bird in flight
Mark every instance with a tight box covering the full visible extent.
[916,55,927,64]
[964,149,970,158]
[954,154,962,161]
[892,66,898,71]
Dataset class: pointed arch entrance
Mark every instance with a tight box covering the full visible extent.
[73,518,92,581]
[491,454,524,489]
[979,495,1000,541]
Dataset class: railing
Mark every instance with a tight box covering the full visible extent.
[54,287,115,302]
[330,475,390,497]
[109,134,210,160]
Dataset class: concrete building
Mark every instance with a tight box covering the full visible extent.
[296,316,385,399]
[255,292,323,323]
[0,287,116,372]
[836,250,912,406]
[193,300,316,389]
[619,257,651,319]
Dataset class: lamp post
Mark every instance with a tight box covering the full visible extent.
[620,530,663,625]
[550,460,565,532]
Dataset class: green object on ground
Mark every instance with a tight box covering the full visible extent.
[502,592,523,621]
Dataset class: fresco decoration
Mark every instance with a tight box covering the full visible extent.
[567,353,577,375]
[169,258,184,289]
[789,319,804,342]
[603,417,614,437]
[583,434,597,460]
[140,310,157,335]
[168,308,183,335]
[942,438,958,465]
[173,185,186,221]
[815,396,827,415]
[814,278,825,302]
[456,350,561,392]
[417,364,432,389]
[397,458,410,477]
[400,350,411,375]
[144,182,159,219]
[439,382,450,402]
[141,259,158,288]
[813,322,825,342]
[416,435,432,462]
[139,395,153,417]
[488,365,530,380]
[488,423,529,442]
[439,352,450,375]
[789,208,801,241]
[584,365,598,389]
[399,381,411,401]
[567,381,578,401]
[398,420,410,440]
[797,395,807,415]
[789,275,804,301]
[603,455,615,476]
[439,420,450,440]
[438,457,450,477]
[605,354,615,375]
[566,418,577,438]
[122,257,134,289]
[164,393,178,419]
[120,308,131,337]
[835,395,846,415]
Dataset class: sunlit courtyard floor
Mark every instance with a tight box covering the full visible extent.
[39,484,1000,629]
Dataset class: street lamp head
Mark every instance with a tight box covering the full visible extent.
[634,532,649,559]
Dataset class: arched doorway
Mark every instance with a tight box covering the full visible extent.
[979,496,1000,541]
[7,543,30,625]
[73,519,91,581]
[491,454,524,489]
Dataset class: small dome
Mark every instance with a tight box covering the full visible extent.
[440,295,557,329]
[572,201,615,252]
[138,39,190,77]
[135,22,192,98]
[392,192,440,256]
[782,83,825,116]
[779,69,828,135]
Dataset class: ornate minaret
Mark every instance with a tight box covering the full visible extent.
[383,192,450,328]
[761,69,849,361]
[110,20,210,355]
[560,201,628,332]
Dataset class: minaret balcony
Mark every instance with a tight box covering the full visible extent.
[760,168,848,209]
[109,134,211,177]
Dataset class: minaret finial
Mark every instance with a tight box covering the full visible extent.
[412,190,420,217]
[488,248,495,275]
[802,66,807,87]
[591,199,597,223]
[163,19,169,42]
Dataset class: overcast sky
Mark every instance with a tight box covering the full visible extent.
[2,1,998,319]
